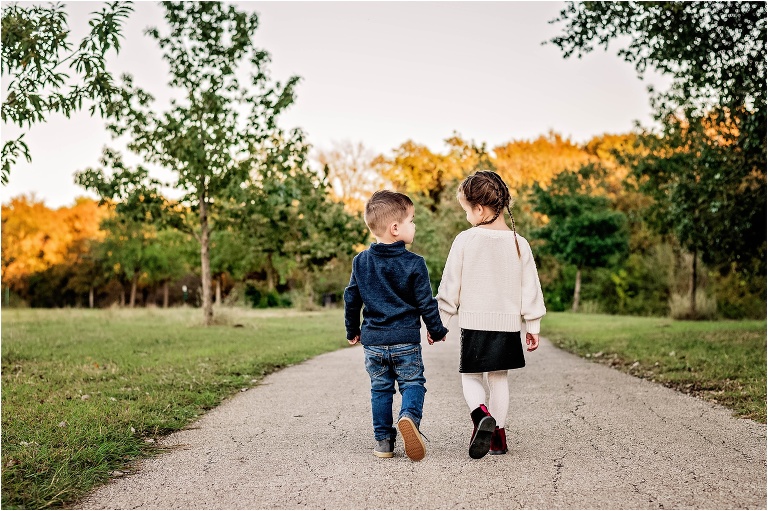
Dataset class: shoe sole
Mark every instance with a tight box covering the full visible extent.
[397,417,426,461]
[469,416,496,459]
[373,450,394,458]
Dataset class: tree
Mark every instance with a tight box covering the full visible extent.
[374,134,489,211]
[229,131,367,301]
[1,1,133,184]
[550,1,767,314]
[143,229,193,307]
[1,196,108,294]
[627,113,765,315]
[97,214,155,307]
[532,164,628,312]
[315,140,383,213]
[493,131,592,190]
[100,2,301,324]
[209,227,254,304]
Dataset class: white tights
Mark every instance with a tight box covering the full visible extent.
[461,371,509,428]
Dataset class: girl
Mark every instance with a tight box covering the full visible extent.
[436,170,546,459]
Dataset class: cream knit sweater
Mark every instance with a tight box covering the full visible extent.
[436,227,546,334]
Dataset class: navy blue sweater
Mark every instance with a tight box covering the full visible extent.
[344,241,449,346]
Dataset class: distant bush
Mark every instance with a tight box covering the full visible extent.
[669,292,717,320]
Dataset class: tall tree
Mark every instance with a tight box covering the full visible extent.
[101,2,301,324]
[550,1,767,313]
[1,1,133,184]
[532,164,628,312]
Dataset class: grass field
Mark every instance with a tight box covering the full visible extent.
[544,312,766,423]
[1,307,348,509]
[2,308,765,509]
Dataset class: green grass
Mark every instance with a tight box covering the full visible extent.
[544,312,767,423]
[3,308,765,508]
[1,307,349,509]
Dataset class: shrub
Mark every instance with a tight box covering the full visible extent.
[669,292,717,320]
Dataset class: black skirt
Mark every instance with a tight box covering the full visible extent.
[459,329,525,373]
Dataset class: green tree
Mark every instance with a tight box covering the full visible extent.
[532,164,629,312]
[209,227,254,305]
[550,1,767,315]
[229,132,367,302]
[97,214,154,307]
[100,2,301,324]
[144,229,193,307]
[1,1,133,184]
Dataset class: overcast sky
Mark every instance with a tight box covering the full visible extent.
[2,1,668,208]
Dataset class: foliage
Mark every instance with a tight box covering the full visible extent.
[374,134,490,210]
[532,164,628,270]
[627,112,766,272]
[315,140,383,213]
[550,1,767,284]
[95,2,303,325]
[550,2,766,116]
[1,196,109,292]
[228,132,368,295]
[0,1,133,184]
[493,131,592,190]
[1,307,348,509]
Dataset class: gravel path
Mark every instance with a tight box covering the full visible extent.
[77,328,766,509]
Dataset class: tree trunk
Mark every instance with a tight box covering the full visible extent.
[572,267,582,312]
[89,286,94,309]
[129,272,139,308]
[119,286,125,307]
[690,248,698,317]
[163,281,169,308]
[266,253,275,291]
[200,192,213,325]
[215,276,222,305]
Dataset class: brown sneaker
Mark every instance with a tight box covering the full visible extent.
[397,416,426,461]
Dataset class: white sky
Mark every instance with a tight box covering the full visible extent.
[1,0,668,208]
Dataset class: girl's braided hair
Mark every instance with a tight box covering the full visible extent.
[458,170,521,257]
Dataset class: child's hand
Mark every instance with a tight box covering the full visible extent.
[525,332,539,352]
[348,335,360,345]
[427,333,445,345]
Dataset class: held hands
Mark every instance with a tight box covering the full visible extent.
[348,335,360,345]
[426,332,446,345]
[525,332,539,352]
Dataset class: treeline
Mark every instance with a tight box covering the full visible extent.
[3,130,765,318]
[2,172,367,310]
[2,2,765,320]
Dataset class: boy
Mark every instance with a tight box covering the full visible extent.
[344,190,448,461]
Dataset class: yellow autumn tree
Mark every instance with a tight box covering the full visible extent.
[1,196,110,291]
[492,131,593,190]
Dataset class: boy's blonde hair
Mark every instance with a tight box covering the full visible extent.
[364,190,414,236]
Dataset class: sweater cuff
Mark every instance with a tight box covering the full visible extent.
[525,318,541,335]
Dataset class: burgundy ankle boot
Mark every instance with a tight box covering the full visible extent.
[469,404,496,459]
[489,427,508,455]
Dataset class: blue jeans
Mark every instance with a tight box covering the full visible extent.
[363,343,427,441]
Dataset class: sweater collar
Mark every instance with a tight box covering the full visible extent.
[369,241,407,257]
